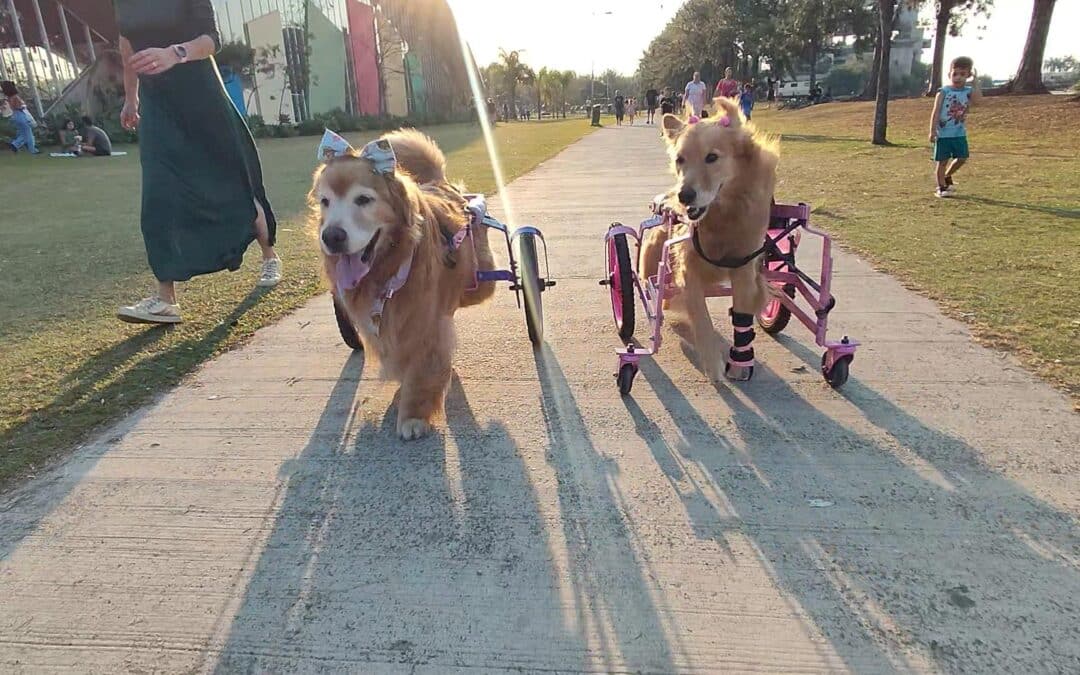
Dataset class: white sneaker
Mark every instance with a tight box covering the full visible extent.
[257,257,282,287]
[117,296,182,324]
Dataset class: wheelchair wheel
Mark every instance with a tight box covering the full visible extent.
[758,284,795,335]
[822,352,852,389]
[514,231,545,345]
[333,294,363,351]
[607,232,636,343]
[617,362,637,396]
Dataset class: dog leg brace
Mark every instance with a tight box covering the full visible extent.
[725,309,756,381]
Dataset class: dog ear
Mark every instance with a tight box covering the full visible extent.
[661,114,685,140]
[712,97,742,128]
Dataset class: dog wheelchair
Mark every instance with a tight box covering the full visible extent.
[601,196,858,395]
[334,193,555,348]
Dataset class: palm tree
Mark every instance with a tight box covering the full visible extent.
[497,49,534,120]
[556,70,576,118]
[536,67,550,119]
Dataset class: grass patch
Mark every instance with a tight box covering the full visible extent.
[0,118,595,487]
[753,95,1079,407]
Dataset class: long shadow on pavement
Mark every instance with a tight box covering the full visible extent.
[1,289,270,560]
[636,346,1080,673]
[214,368,586,671]
[533,345,685,673]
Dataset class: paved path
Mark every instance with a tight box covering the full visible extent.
[2,126,1078,674]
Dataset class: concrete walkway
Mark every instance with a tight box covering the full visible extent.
[2,126,1078,674]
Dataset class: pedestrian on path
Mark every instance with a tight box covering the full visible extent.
[683,72,708,117]
[113,0,282,325]
[613,90,626,126]
[2,81,40,155]
[715,67,739,99]
[645,87,659,123]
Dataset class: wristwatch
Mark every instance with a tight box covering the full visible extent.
[172,44,189,63]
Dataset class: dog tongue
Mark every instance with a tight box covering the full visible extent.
[335,253,371,292]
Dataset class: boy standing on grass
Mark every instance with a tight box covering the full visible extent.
[930,56,981,198]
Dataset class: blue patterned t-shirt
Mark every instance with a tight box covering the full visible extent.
[937,85,971,138]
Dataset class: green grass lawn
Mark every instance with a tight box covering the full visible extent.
[752,95,1079,408]
[0,118,594,487]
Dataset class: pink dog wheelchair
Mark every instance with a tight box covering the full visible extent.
[601,196,858,395]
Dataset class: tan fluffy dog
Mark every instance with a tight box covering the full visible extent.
[311,129,495,439]
[640,97,779,383]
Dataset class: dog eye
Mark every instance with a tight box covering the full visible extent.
[705,153,719,164]
[675,156,685,165]
[319,197,329,208]
[355,195,373,206]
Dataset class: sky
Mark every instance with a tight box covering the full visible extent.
[449,0,1079,81]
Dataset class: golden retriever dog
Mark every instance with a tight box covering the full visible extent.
[639,97,779,383]
[311,129,495,439]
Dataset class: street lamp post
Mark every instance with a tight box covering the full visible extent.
[589,10,613,102]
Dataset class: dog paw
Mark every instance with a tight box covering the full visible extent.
[398,418,433,441]
[724,362,755,382]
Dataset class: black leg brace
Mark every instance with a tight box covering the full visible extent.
[729,308,756,365]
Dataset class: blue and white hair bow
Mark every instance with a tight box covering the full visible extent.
[317,128,353,161]
[359,138,397,176]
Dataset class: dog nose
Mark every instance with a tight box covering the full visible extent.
[678,187,697,205]
[322,226,347,252]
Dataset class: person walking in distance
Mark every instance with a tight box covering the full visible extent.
[715,66,739,100]
[683,71,708,117]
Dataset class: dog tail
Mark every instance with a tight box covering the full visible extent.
[382,128,447,185]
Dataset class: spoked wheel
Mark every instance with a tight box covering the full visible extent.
[758,283,795,335]
[617,363,638,396]
[333,294,363,351]
[821,352,852,389]
[607,232,636,343]
[514,231,545,345]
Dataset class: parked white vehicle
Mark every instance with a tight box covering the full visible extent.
[777,80,812,98]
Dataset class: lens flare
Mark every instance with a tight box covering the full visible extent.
[447,2,519,229]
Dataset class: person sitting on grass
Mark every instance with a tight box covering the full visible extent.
[59,119,83,155]
[929,56,981,198]
[79,116,113,156]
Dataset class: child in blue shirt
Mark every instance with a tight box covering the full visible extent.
[929,56,981,198]
[739,83,754,120]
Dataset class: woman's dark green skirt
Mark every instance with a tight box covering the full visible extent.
[138,58,276,282]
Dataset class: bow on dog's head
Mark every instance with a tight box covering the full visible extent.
[317,129,398,177]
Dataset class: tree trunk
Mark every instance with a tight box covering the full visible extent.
[926,0,955,96]
[873,0,896,145]
[809,42,818,91]
[861,32,882,100]
[1008,0,1056,94]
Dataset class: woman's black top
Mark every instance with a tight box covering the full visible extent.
[113,0,221,53]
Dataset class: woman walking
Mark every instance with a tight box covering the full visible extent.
[113,0,281,325]
[2,81,40,155]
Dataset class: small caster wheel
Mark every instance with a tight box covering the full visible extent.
[616,363,637,396]
[822,352,851,388]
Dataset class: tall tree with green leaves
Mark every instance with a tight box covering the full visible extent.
[496,49,534,119]
[926,0,994,96]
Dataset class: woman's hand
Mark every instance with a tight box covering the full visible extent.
[129,47,180,76]
[121,100,141,130]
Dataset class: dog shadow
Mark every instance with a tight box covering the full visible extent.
[634,330,1080,672]
[212,369,597,671]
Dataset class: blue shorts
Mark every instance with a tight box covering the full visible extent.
[934,136,969,161]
